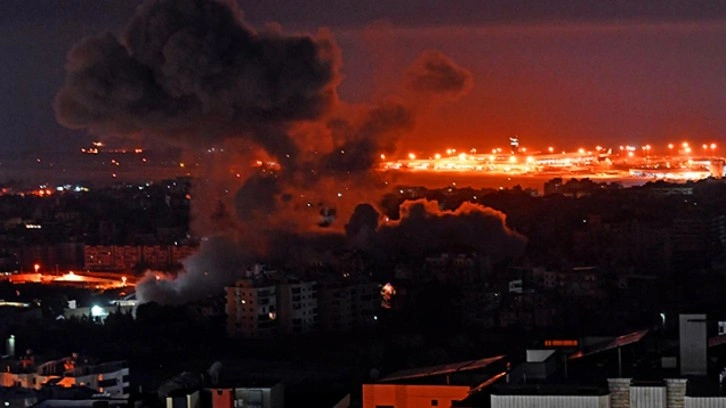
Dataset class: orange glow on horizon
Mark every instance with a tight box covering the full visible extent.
[377,142,725,182]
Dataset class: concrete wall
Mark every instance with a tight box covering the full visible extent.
[608,378,631,408]
[490,395,610,408]
[667,379,687,408]
[606,378,688,408]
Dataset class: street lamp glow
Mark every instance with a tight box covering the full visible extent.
[91,305,104,317]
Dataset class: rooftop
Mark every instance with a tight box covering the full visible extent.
[380,355,506,383]
[569,328,650,360]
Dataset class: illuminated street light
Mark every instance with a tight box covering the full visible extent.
[91,305,104,317]
[33,263,40,273]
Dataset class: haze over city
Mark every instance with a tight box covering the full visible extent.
[2,1,726,160]
[2,2,726,408]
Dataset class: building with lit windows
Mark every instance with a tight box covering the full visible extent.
[225,278,278,338]
[84,244,196,271]
[0,354,129,398]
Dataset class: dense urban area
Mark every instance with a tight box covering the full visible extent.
[1,174,726,407]
[4,0,726,406]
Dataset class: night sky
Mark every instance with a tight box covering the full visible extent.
[2,0,726,157]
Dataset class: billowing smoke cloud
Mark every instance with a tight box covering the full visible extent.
[405,50,473,99]
[136,235,250,305]
[346,203,380,238]
[377,199,527,260]
[345,203,380,248]
[226,100,414,237]
[55,0,339,158]
[57,0,492,305]
[322,102,414,174]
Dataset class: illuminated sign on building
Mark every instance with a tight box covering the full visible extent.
[544,339,579,348]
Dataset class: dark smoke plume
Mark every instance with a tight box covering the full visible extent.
[405,50,473,99]
[56,0,491,306]
[346,203,380,238]
[225,100,414,237]
[345,203,380,248]
[55,0,340,157]
[322,102,414,174]
[377,199,527,260]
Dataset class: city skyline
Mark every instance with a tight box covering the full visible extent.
[3,3,726,405]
